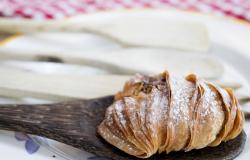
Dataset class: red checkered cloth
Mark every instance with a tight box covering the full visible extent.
[0,0,250,21]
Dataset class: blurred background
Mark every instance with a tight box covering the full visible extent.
[0,0,250,160]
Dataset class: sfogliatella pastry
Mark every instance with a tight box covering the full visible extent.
[98,71,244,159]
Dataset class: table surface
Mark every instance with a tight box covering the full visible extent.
[1,0,250,22]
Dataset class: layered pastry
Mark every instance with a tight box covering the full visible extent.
[98,71,244,158]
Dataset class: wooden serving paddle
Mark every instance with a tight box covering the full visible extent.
[0,96,246,160]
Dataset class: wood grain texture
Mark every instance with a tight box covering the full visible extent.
[0,96,114,153]
[0,96,246,160]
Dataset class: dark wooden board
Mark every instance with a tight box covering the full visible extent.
[0,96,246,160]
[79,96,247,160]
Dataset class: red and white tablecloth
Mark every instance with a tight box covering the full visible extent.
[0,0,250,21]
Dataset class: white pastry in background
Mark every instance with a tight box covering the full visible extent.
[0,48,223,79]
[64,13,209,52]
[0,16,209,52]
[83,48,223,79]
[76,17,209,52]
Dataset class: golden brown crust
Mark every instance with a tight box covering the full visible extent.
[98,71,244,158]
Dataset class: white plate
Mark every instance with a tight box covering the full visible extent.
[1,9,250,160]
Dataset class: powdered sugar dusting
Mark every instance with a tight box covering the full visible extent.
[200,82,221,123]
[147,87,168,139]
[171,77,195,124]
[115,101,126,126]
[98,72,242,158]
